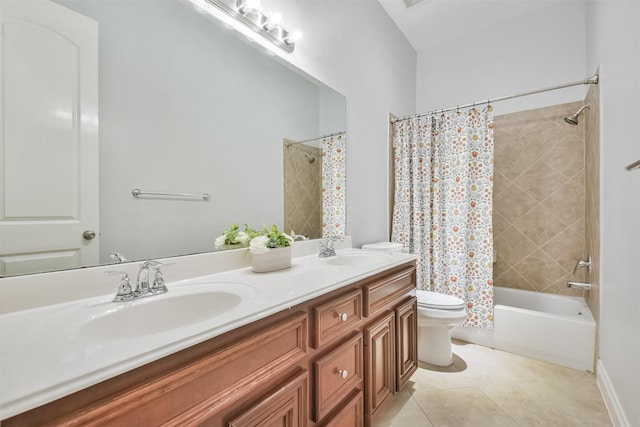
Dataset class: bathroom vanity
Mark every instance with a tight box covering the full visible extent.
[0,248,417,426]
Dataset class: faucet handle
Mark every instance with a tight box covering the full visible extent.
[319,235,345,258]
[107,271,134,302]
[572,255,592,275]
[148,261,172,294]
[109,252,128,263]
[326,235,345,246]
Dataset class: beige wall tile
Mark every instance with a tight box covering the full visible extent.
[493,102,588,297]
[283,142,322,239]
[512,204,568,246]
[494,226,538,267]
[512,160,567,203]
[494,184,538,223]
[514,249,567,290]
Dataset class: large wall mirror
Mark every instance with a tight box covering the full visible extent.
[0,0,346,277]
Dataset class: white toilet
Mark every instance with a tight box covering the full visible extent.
[417,290,467,366]
[361,242,467,366]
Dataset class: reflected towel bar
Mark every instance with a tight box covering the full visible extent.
[626,159,640,171]
[132,188,211,201]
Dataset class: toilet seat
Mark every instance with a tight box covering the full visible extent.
[417,290,466,310]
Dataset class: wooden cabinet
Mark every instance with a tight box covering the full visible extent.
[364,311,395,423]
[312,289,363,349]
[3,312,309,427]
[227,370,308,427]
[4,262,416,427]
[312,333,363,422]
[395,297,418,391]
[322,391,364,427]
[312,265,418,426]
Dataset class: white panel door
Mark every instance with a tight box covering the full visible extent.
[0,0,99,276]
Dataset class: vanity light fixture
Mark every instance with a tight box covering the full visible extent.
[191,0,302,53]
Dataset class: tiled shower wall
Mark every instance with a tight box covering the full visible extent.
[493,102,586,296]
[283,142,322,239]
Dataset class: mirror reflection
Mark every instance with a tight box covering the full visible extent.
[0,0,346,277]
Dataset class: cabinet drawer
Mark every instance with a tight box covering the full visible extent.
[363,268,415,317]
[227,370,308,427]
[322,391,364,427]
[312,289,363,349]
[313,333,363,423]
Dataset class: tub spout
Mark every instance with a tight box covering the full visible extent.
[567,281,591,290]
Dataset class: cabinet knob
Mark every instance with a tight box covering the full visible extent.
[338,369,348,379]
[338,312,348,322]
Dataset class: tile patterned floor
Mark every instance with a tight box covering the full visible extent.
[374,340,612,427]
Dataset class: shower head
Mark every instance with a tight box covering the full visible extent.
[304,153,316,164]
[564,103,590,126]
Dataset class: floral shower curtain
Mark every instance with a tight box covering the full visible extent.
[391,107,495,329]
[322,134,346,237]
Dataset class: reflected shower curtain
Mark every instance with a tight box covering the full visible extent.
[322,134,346,237]
[391,107,494,329]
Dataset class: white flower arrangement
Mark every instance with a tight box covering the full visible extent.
[248,224,293,254]
[215,223,293,253]
[214,223,250,250]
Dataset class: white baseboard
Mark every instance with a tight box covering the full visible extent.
[597,359,630,427]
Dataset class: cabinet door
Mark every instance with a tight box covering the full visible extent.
[364,311,395,422]
[322,391,364,427]
[227,370,308,427]
[395,297,418,392]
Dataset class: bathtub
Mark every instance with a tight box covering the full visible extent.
[451,287,596,371]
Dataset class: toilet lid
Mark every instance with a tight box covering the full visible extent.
[361,242,403,252]
[417,290,466,310]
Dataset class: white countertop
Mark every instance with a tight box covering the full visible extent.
[0,248,415,420]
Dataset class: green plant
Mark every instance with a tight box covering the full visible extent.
[249,224,293,254]
[214,223,250,249]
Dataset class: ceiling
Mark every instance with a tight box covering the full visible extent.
[378,0,567,51]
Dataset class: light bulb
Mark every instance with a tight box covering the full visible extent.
[245,0,261,11]
[284,30,302,44]
[264,12,283,30]
[238,0,261,15]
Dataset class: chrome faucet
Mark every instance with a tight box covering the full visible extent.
[109,252,128,263]
[319,236,345,258]
[567,281,591,291]
[109,261,169,302]
[573,255,592,275]
[136,261,169,296]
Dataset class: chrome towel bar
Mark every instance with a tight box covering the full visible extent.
[131,188,211,201]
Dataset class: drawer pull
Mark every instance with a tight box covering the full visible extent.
[338,312,348,322]
[338,369,348,379]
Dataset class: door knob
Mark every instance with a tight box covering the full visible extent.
[83,230,96,240]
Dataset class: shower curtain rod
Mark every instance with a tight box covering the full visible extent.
[285,131,346,146]
[391,74,599,124]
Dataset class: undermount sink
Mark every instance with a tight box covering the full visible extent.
[74,282,253,341]
[325,251,392,267]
